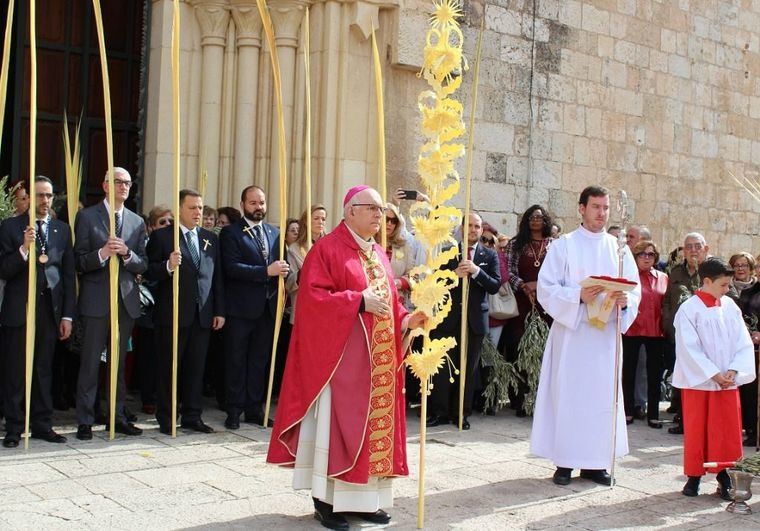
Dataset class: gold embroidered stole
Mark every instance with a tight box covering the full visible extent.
[359,249,396,477]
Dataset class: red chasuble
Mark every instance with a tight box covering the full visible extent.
[267,221,409,483]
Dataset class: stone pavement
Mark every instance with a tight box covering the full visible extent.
[1,400,759,530]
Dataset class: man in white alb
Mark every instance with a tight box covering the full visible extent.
[530,186,641,486]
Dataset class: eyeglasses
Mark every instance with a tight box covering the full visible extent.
[351,203,383,214]
[636,252,656,258]
[158,218,171,226]
[529,214,545,221]
[734,263,750,269]
[684,243,703,251]
[386,217,399,225]
[114,179,133,188]
[36,193,54,199]
[480,236,495,246]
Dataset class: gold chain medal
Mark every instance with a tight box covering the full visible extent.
[37,223,49,263]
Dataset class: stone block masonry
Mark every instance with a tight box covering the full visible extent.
[387,0,760,256]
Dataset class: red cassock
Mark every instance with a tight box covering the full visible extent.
[267,221,409,484]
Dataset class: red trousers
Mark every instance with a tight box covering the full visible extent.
[682,388,743,476]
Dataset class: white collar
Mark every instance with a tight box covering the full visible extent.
[345,223,375,253]
[180,224,197,236]
[102,199,125,216]
[244,217,263,229]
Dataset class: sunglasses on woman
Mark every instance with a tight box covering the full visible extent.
[636,252,656,258]
[480,236,495,246]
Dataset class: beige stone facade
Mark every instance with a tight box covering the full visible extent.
[143,0,760,257]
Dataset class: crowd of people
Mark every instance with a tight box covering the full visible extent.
[2,176,757,527]
[2,174,758,449]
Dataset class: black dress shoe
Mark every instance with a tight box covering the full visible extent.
[553,467,572,485]
[716,470,732,501]
[668,424,684,435]
[682,476,700,497]
[224,415,240,430]
[580,469,613,486]
[347,509,391,524]
[111,422,142,436]
[76,424,93,441]
[181,420,214,433]
[648,420,663,429]
[3,433,20,448]
[461,417,470,430]
[31,430,67,444]
[124,407,138,423]
[313,498,349,531]
[425,414,449,427]
[244,413,274,427]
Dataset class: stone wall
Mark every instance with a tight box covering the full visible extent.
[386,0,760,257]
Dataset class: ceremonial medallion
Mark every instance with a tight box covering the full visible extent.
[38,253,49,264]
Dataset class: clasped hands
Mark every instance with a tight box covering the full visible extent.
[361,286,427,329]
[580,285,627,308]
[100,237,130,258]
[712,370,737,389]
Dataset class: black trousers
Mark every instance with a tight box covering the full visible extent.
[224,313,274,417]
[664,340,681,417]
[3,291,58,435]
[622,336,665,421]
[135,325,157,407]
[75,302,134,426]
[155,316,211,428]
[740,349,759,437]
[429,326,484,419]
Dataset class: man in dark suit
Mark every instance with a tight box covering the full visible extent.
[220,185,289,429]
[0,176,75,447]
[74,167,147,440]
[146,189,225,434]
[428,212,501,430]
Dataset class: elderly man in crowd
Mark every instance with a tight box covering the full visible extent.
[662,232,738,434]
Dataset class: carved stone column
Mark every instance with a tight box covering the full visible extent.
[230,2,263,199]
[191,0,230,204]
[266,0,308,222]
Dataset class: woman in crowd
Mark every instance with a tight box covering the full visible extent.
[284,218,300,247]
[377,203,425,310]
[730,252,760,446]
[501,205,553,417]
[215,206,241,230]
[482,222,510,348]
[622,241,668,428]
[134,205,173,415]
[286,205,327,322]
[277,207,327,395]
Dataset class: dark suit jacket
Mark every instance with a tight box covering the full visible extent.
[438,243,501,336]
[219,219,281,320]
[74,202,148,319]
[145,224,225,328]
[0,213,76,327]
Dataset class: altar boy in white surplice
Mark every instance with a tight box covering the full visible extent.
[674,257,755,501]
[530,186,641,487]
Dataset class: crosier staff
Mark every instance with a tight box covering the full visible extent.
[609,190,629,486]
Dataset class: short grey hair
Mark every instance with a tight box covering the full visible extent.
[639,226,651,240]
[683,232,706,246]
[104,167,130,182]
